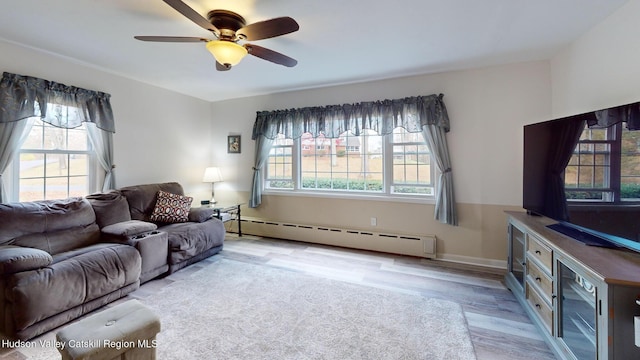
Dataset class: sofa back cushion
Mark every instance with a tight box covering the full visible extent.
[85,191,132,228]
[119,182,185,222]
[0,197,100,255]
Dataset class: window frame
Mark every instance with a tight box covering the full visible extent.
[263,129,437,202]
[565,122,639,204]
[11,119,98,202]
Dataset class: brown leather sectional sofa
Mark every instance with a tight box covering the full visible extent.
[0,182,225,340]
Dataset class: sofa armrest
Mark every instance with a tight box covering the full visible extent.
[0,246,53,275]
[101,220,158,243]
[188,207,215,223]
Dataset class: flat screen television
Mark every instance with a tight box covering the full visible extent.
[523,101,640,252]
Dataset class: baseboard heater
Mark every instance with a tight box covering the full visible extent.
[237,217,436,259]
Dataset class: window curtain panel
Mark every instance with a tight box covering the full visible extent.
[249,136,274,208]
[422,124,457,225]
[0,119,34,203]
[543,117,586,221]
[87,123,116,191]
[0,72,117,201]
[250,94,458,225]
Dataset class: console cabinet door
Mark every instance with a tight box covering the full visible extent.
[555,255,600,359]
[508,221,526,291]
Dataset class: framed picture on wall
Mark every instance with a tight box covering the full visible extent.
[228,135,241,153]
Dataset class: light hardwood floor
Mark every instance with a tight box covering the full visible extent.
[1,234,557,359]
[218,235,557,360]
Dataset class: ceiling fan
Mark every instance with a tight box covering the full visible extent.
[134,0,299,71]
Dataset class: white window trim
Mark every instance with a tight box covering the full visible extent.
[11,131,98,202]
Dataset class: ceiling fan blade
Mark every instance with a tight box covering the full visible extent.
[162,0,219,34]
[216,62,231,71]
[246,44,297,67]
[134,36,209,43]
[237,17,299,41]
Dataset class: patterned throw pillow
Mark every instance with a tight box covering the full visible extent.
[149,190,193,223]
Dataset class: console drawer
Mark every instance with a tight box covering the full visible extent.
[526,282,554,335]
[527,234,552,273]
[526,257,554,304]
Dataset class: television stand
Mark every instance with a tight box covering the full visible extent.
[546,222,619,248]
[505,211,640,360]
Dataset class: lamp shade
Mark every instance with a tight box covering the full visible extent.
[206,40,248,67]
[202,167,223,183]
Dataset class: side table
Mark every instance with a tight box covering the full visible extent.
[211,203,243,236]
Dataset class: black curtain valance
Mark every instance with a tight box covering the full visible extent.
[0,72,115,133]
[252,94,449,140]
[578,102,640,131]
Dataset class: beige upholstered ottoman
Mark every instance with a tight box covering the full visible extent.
[56,300,160,360]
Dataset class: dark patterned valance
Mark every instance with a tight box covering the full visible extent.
[252,94,449,140]
[0,72,115,133]
[579,102,640,131]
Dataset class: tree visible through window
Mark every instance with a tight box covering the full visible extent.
[16,119,93,201]
[265,127,434,196]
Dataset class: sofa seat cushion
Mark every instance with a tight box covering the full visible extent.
[159,219,225,265]
[6,243,141,331]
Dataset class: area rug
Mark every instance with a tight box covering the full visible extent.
[17,259,476,359]
[153,259,475,359]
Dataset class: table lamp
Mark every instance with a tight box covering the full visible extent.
[202,167,223,204]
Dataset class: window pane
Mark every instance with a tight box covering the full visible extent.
[621,126,640,200]
[69,176,89,198]
[46,176,69,200]
[20,153,44,178]
[19,178,44,202]
[266,135,294,189]
[44,124,67,150]
[69,154,89,176]
[581,128,607,141]
[22,122,44,150]
[46,154,70,176]
[391,128,432,195]
[68,126,88,151]
[300,130,383,192]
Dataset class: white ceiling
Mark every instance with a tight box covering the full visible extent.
[0,0,630,102]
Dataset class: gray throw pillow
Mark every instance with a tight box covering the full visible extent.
[188,207,215,223]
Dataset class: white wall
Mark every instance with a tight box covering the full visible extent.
[0,40,213,199]
[211,60,552,207]
[551,0,640,116]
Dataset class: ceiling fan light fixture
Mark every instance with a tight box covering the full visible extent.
[206,40,248,67]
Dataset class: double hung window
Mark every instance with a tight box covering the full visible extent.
[15,117,94,202]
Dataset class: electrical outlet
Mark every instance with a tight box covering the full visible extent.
[370,217,377,226]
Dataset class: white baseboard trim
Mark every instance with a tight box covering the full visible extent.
[437,253,507,270]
